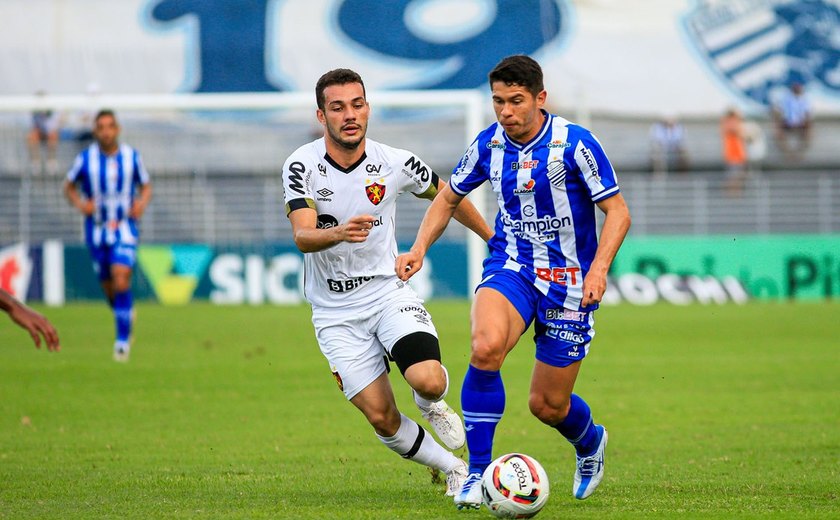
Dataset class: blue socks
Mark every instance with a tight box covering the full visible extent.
[113,290,133,345]
[554,393,600,456]
[461,365,505,475]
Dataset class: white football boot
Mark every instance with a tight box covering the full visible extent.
[573,425,608,499]
[421,400,466,450]
[445,459,469,497]
[454,472,483,510]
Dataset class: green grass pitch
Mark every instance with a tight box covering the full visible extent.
[1,301,838,519]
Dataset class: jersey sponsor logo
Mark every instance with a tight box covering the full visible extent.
[403,156,430,183]
[547,160,566,187]
[545,308,587,321]
[317,163,327,176]
[513,179,536,195]
[683,0,840,106]
[535,266,581,286]
[486,139,506,150]
[502,213,571,236]
[511,160,540,170]
[316,188,333,201]
[579,147,600,181]
[316,214,339,229]
[327,276,373,293]
[522,205,535,217]
[365,163,382,174]
[548,140,571,149]
[287,161,307,195]
[365,180,386,205]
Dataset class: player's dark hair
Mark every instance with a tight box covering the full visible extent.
[315,69,366,111]
[94,109,117,124]
[488,55,544,97]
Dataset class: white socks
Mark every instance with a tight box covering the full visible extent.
[377,413,460,473]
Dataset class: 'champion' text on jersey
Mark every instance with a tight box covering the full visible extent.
[450,111,620,310]
[282,137,434,308]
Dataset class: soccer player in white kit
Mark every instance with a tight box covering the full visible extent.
[282,69,493,497]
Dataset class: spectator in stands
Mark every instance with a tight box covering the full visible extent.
[27,91,61,176]
[742,117,767,175]
[649,116,689,176]
[720,108,748,197]
[1,288,60,351]
[773,82,812,160]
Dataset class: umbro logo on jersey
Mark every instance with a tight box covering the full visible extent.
[316,188,333,200]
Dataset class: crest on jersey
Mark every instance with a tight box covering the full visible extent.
[682,0,840,106]
[365,181,386,205]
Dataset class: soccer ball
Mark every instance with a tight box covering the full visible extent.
[481,453,550,518]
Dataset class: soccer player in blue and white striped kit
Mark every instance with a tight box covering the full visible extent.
[397,55,631,508]
[64,110,152,362]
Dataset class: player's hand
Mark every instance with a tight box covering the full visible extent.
[8,304,60,352]
[80,200,95,216]
[395,248,424,281]
[340,214,376,243]
[581,270,607,308]
[129,202,146,219]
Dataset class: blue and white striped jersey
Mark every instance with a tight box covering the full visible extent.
[450,111,620,310]
[66,143,150,248]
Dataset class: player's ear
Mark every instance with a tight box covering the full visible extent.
[316,109,326,125]
[536,90,547,108]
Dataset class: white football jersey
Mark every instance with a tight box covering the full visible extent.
[282,137,435,308]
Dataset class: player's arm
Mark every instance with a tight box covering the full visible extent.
[396,184,464,281]
[0,289,60,351]
[581,193,631,307]
[130,183,153,220]
[288,207,375,253]
[418,176,493,243]
[63,179,94,216]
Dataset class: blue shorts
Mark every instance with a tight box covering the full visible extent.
[89,242,137,281]
[477,261,595,368]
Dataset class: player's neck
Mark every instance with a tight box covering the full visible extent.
[324,137,366,170]
[99,143,119,156]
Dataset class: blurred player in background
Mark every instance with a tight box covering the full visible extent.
[64,110,152,362]
[1,288,60,351]
[397,55,631,508]
[282,68,493,498]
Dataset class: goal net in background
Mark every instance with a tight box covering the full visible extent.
[0,91,491,299]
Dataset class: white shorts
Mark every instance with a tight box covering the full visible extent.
[312,283,438,400]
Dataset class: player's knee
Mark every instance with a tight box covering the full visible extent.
[408,365,447,401]
[528,393,570,425]
[391,332,441,376]
[469,333,506,370]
